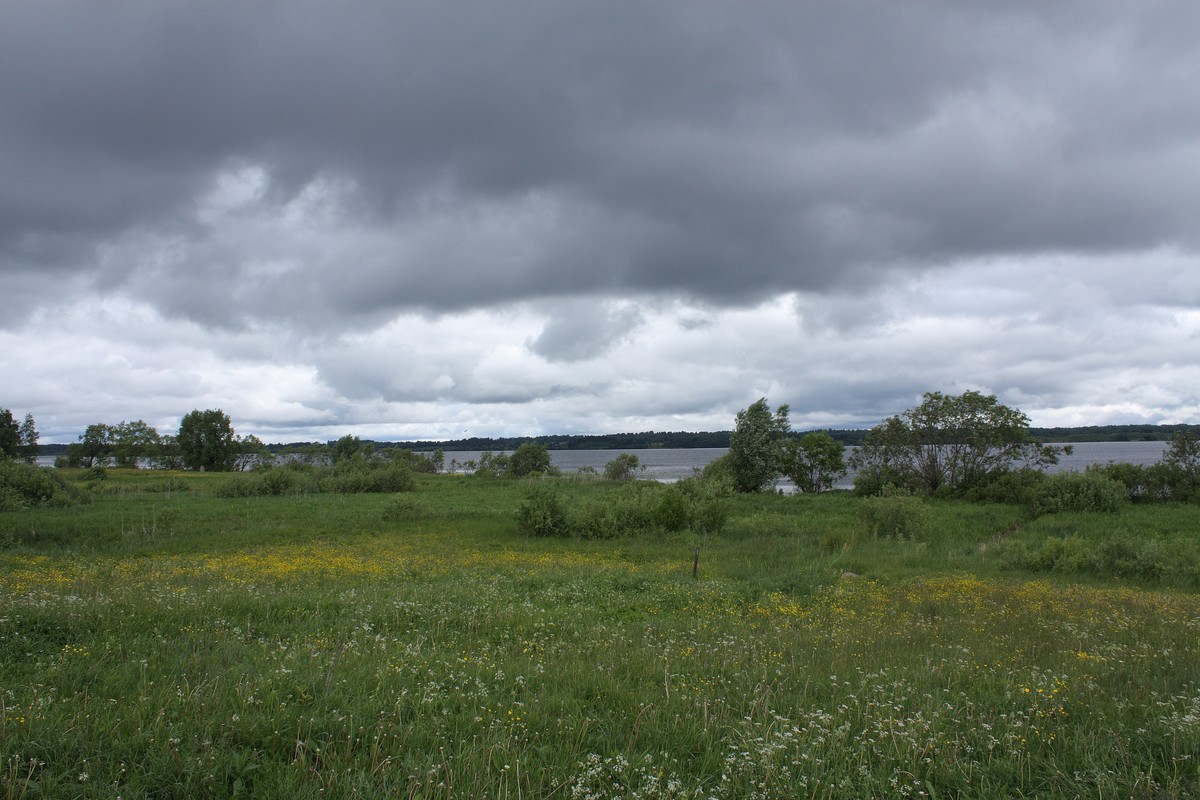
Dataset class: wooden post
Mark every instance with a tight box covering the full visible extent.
[692,546,699,580]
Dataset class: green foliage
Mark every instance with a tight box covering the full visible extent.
[61,422,114,468]
[0,409,36,463]
[700,452,734,488]
[1032,472,1128,516]
[331,434,374,465]
[0,408,18,460]
[509,441,554,477]
[469,444,558,479]
[850,391,1066,494]
[783,430,847,493]
[602,452,644,481]
[858,485,929,539]
[472,449,511,478]
[326,460,416,494]
[515,476,730,539]
[0,460,80,511]
[381,495,429,522]
[514,483,569,537]
[109,419,161,468]
[964,468,1046,507]
[219,459,414,497]
[728,398,791,493]
[1001,527,1200,584]
[151,434,185,470]
[385,448,442,474]
[178,409,237,471]
[1161,429,1200,501]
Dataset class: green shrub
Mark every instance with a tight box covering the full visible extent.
[219,466,318,497]
[381,495,428,522]
[1033,472,1127,515]
[1000,528,1197,585]
[966,468,1045,506]
[858,486,929,539]
[603,453,644,481]
[515,484,569,537]
[673,476,730,536]
[0,461,80,511]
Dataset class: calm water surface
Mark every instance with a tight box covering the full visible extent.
[35,441,1170,487]
[455,441,1171,487]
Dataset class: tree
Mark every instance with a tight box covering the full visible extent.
[1160,430,1200,501]
[233,434,271,471]
[331,434,374,465]
[727,398,791,493]
[0,409,17,459]
[109,420,161,468]
[604,452,644,481]
[66,423,113,468]
[177,409,237,471]
[152,435,185,470]
[784,431,847,493]
[17,414,39,464]
[849,390,1065,494]
[508,441,554,477]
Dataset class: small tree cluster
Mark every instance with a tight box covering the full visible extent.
[467,442,558,478]
[0,408,39,464]
[1089,430,1200,503]
[850,391,1066,495]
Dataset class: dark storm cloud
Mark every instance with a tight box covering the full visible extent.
[2,1,1199,331]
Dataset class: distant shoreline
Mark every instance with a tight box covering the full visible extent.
[33,423,1198,455]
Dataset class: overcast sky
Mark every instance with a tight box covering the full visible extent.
[3,1,1199,443]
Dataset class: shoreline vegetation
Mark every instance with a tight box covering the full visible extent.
[34,422,1200,457]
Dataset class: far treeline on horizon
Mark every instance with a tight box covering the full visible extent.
[27,424,1200,457]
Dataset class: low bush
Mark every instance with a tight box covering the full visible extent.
[1033,472,1127,515]
[1001,528,1200,585]
[0,460,81,511]
[219,460,414,497]
[515,484,569,537]
[858,485,928,539]
[516,477,730,539]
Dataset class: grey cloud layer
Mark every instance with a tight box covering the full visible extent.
[4,1,1198,332]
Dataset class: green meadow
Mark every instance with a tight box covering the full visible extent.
[2,470,1199,799]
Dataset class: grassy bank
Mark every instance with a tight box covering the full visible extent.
[2,471,1199,798]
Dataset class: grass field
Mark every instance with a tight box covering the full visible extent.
[2,470,1199,798]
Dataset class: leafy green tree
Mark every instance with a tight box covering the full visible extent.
[109,420,161,468]
[65,423,113,468]
[727,398,791,493]
[331,434,375,465]
[152,435,185,470]
[17,414,39,464]
[0,409,18,460]
[508,441,554,477]
[784,431,847,493]
[849,390,1065,494]
[603,453,644,481]
[1160,430,1200,501]
[177,409,237,471]
[233,434,271,471]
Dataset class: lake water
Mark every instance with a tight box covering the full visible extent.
[35,440,1170,488]
[448,440,1171,488]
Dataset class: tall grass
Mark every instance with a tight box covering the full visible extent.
[1,472,1198,798]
